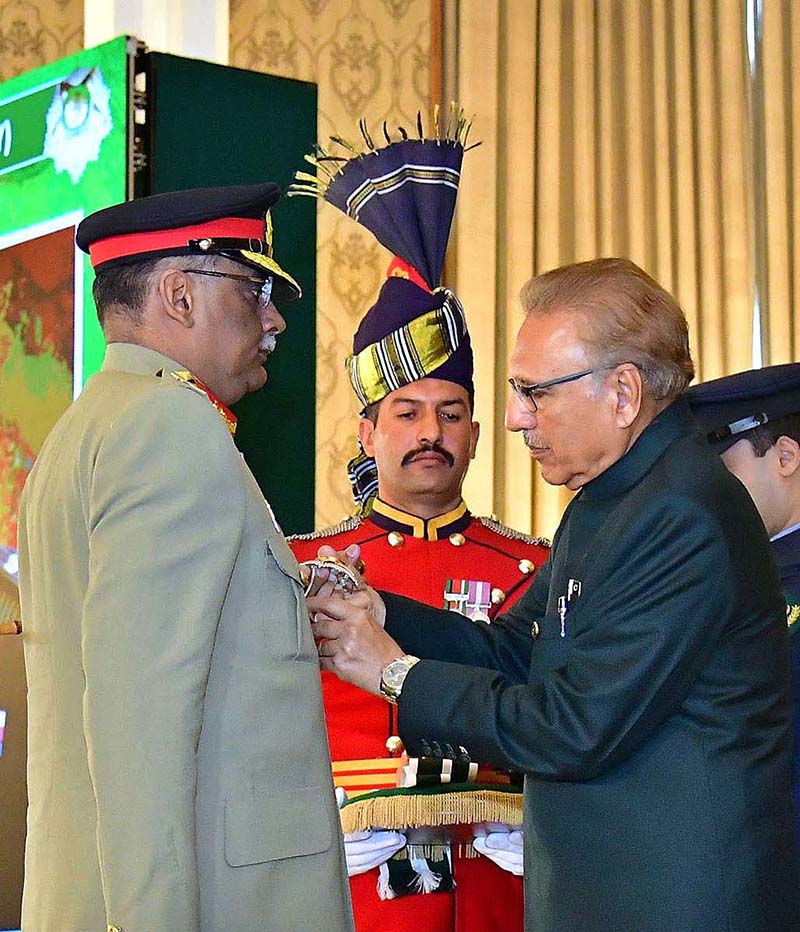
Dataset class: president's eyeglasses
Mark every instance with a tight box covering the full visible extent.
[508,367,604,413]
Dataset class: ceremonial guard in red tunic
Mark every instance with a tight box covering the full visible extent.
[289,110,550,932]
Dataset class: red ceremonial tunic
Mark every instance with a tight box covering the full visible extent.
[290,499,550,932]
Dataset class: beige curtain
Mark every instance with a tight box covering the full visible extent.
[445,0,754,540]
[761,0,800,363]
[230,0,432,529]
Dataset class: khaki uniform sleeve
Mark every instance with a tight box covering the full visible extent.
[81,388,244,932]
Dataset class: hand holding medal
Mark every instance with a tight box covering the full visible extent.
[298,544,365,597]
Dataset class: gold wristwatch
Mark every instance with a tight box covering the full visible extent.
[379,655,421,704]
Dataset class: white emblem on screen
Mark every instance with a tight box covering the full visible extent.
[43,67,113,184]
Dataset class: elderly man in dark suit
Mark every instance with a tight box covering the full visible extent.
[309,258,800,932]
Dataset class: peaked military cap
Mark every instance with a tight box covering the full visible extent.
[686,363,800,452]
[76,183,301,303]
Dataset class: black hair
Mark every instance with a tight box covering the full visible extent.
[745,413,800,457]
[92,254,217,327]
[92,259,165,326]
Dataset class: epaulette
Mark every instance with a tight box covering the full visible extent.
[286,515,362,542]
[159,368,237,436]
[477,515,550,548]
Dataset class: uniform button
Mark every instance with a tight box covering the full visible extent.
[491,587,506,605]
[386,735,404,755]
[387,531,404,548]
[449,532,466,546]
[531,620,540,639]
[518,559,535,575]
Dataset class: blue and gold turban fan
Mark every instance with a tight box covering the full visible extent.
[289,105,478,513]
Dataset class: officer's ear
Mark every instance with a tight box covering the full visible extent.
[158,269,194,329]
[358,417,376,457]
[775,435,800,478]
[469,420,480,460]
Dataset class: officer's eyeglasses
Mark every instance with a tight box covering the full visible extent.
[181,269,273,308]
[508,367,605,413]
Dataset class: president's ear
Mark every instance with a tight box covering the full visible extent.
[613,363,643,428]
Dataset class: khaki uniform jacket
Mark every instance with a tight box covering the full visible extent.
[18,343,353,932]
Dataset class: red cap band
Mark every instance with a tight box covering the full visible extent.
[88,217,265,268]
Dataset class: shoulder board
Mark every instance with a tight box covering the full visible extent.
[287,515,362,542]
[162,368,207,397]
[158,368,237,436]
[477,515,550,547]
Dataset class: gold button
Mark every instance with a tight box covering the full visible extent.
[491,587,505,605]
[386,735,404,755]
[519,559,535,575]
[449,532,466,547]
[531,621,540,639]
[388,531,404,548]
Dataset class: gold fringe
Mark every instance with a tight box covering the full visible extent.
[303,154,337,182]
[329,134,359,154]
[339,789,523,834]
[287,105,479,201]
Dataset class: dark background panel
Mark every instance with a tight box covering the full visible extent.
[146,53,317,534]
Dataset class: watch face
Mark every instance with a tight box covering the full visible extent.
[381,656,419,702]
[384,660,407,691]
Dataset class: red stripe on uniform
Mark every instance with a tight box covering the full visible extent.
[335,781,398,792]
[333,767,400,777]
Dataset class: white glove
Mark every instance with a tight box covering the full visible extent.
[335,786,406,877]
[473,822,524,876]
[343,828,408,876]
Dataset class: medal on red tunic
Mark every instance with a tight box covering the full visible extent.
[443,579,492,621]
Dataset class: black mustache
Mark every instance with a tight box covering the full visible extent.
[402,444,455,467]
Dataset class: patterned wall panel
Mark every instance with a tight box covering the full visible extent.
[0,0,83,82]
[230,0,431,528]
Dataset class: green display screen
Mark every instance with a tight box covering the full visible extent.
[0,36,130,558]
[146,53,318,534]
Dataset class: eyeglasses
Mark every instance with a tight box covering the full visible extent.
[508,367,603,412]
[181,269,273,308]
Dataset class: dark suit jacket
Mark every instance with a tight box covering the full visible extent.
[771,526,800,853]
[385,399,800,932]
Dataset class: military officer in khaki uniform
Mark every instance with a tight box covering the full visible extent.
[17,185,353,932]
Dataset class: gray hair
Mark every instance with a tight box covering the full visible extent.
[520,257,695,402]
